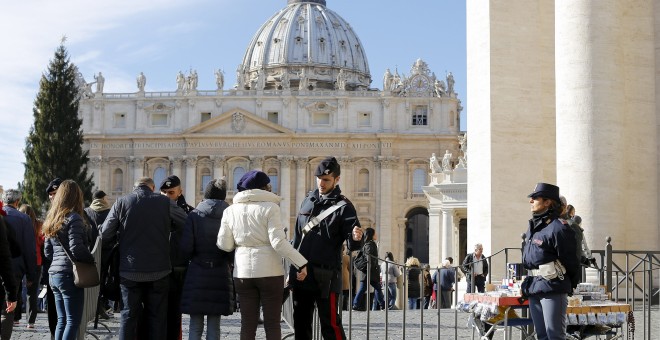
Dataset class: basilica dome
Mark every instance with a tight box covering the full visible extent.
[238,0,371,91]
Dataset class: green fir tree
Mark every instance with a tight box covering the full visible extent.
[22,42,94,214]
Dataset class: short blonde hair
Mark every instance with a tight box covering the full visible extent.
[405,256,420,267]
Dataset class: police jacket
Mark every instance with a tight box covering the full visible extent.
[101,185,186,275]
[289,185,362,292]
[522,210,580,295]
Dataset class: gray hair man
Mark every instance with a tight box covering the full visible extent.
[1,189,37,328]
[101,177,186,339]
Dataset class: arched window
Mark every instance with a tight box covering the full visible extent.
[233,167,246,191]
[112,168,124,193]
[267,168,279,194]
[357,168,369,193]
[200,168,211,191]
[153,167,166,189]
[412,168,426,193]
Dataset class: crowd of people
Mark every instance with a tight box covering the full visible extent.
[0,156,367,340]
[0,159,595,340]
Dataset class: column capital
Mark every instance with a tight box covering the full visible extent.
[89,156,103,166]
[249,155,264,169]
[168,157,182,170]
[210,155,226,164]
[278,155,294,167]
[183,155,198,167]
[128,156,145,166]
[294,157,308,168]
[376,156,399,169]
[337,156,353,167]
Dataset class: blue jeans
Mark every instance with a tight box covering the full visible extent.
[408,297,420,309]
[189,314,220,340]
[529,293,567,340]
[50,273,85,340]
[352,279,385,310]
[386,282,397,308]
[119,276,169,340]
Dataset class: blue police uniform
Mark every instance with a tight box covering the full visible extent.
[522,183,580,340]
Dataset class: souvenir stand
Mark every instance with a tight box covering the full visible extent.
[457,282,633,340]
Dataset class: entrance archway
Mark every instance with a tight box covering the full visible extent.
[405,207,429,264]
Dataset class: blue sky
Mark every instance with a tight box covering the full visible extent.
[0,0,466,190]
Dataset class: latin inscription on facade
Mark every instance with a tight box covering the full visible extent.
[90,141,392,150]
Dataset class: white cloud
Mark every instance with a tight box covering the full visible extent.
[0,0,210,188]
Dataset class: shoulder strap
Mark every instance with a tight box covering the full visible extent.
[301,200,347,235]
[297,200,347,250]
[56,234,76,263]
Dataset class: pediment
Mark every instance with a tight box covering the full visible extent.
[184,108,293,135]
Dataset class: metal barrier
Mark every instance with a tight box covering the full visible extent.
[78,236,109,340]
[334,237,658,340]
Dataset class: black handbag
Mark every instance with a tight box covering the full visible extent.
[56,235,100,288]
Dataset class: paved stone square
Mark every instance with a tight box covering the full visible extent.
[10,308,656,339]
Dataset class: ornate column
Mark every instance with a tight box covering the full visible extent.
[184,156,197,204]
[278,155,293,229]
[337,156,353,197]
[295,157,308,211]
[211,155,226,179]
[381,99,391,132]
[88,156,102,190]
[395,217,407,310]
[169,156,183,177]
[249,156,264,170]
[441,208,455,261]
[427,203,442,268]
[376,156,397,253]
[99,157,110,194]
[129,156,145,184]
[452,212,461,260]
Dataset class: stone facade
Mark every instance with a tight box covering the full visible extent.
[79,1,462,263]
[466,0,660,279]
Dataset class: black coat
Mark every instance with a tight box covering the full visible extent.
[180,199,234,316]
[289,186,362,293]
[101,186,186,274]
[3,206,36,281]
[407,266,422,298]
[461,253,489,278]
[0,216,17,302]
[362,240,380,280]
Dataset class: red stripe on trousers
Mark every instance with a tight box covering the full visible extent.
[329,292,342,339]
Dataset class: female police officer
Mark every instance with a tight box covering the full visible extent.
[522,183,580,340]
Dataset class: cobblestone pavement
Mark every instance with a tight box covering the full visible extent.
[10,309,657,339]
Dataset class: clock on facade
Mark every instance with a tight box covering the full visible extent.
[410,75,430,92]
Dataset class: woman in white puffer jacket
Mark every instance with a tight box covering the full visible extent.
[217,170,307,340]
